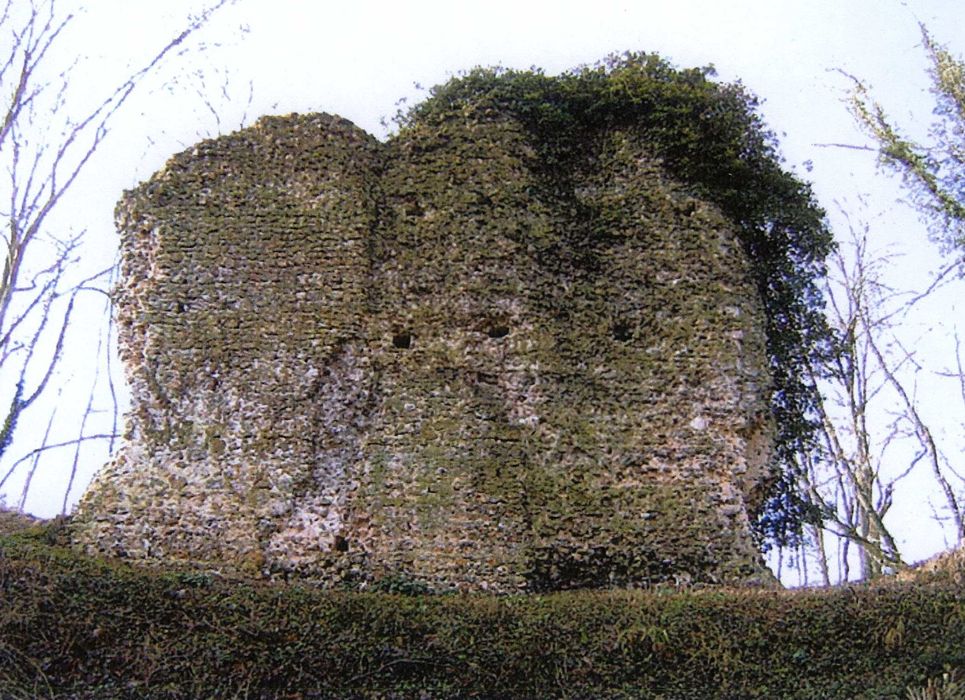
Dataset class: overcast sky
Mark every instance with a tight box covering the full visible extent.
[6,0,965,580]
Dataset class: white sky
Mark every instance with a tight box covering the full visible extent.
[5,0,965,582]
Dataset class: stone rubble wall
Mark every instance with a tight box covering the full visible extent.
[71,106,776,591]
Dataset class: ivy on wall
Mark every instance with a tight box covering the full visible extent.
[400,53,834,546]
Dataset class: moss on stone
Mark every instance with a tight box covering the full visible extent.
[69,58,831,592]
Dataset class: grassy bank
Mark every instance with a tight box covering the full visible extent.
[1,522,962,699]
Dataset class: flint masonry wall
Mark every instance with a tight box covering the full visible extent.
[71,105,776,591]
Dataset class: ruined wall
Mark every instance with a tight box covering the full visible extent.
[71,103,776,591]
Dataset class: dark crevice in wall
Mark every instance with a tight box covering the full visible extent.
[612,322,633,342]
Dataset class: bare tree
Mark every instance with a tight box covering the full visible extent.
[796,211,965,582]
[0,0,236,510]
[790,23,965,585]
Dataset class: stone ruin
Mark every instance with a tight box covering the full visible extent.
[71,94,780,591]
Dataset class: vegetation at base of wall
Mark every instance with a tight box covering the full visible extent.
[2,524,962,700]
[399,53,835,546]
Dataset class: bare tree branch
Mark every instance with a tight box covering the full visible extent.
[0,0,237,511]
[0,432,120,492]
[792,215,960,579]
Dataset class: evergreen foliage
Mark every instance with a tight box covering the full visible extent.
[400,53,834,545]
[847,26,965,259]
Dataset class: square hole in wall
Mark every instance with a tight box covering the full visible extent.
[612,321,633,342]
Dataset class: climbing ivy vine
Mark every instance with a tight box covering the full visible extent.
[399,52,834,546]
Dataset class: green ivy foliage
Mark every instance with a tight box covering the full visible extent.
[398,53,834,546]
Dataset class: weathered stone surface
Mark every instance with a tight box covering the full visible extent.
[71,105,776,591]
